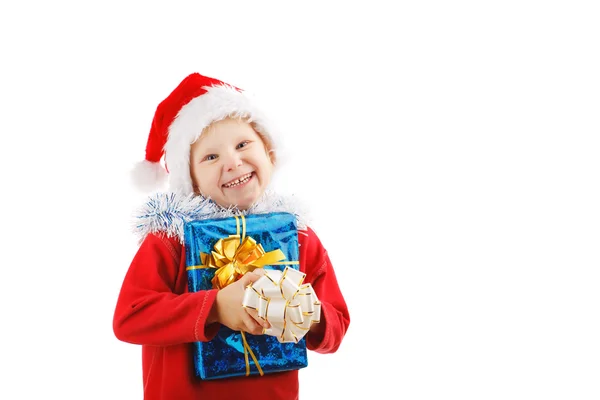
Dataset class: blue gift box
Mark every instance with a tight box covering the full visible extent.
[183,212,308,380]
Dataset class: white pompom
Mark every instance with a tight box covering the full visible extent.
[131,160,168,192]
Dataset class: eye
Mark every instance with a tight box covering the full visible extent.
[203,154,218,162]
[236,140,250,149]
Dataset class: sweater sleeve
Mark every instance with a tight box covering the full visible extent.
[113,233,220,346]
[301,228,351,354]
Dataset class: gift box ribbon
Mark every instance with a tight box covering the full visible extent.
[186,215,299,376]
[242,267,321,343]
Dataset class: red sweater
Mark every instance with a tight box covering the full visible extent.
[113,227,350,400]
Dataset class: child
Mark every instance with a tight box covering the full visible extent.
[113,73,350,400]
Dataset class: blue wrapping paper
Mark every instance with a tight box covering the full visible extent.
[183,212,308,380]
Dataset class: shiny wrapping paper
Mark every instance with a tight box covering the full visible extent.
[183,212,308,380]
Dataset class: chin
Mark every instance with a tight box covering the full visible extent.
[235,195,260,210]
[235,200,254,210]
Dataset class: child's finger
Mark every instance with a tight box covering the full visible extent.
[241,271,261,285]
[242,313,264,335]
[245,307,270,329]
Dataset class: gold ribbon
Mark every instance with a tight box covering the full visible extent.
[186,215,299,376]
[240,331,263,376]
[199,235,287,289]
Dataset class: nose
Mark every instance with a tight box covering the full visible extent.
[224,151,243,172]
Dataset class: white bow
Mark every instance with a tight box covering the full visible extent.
[242,267,321,343]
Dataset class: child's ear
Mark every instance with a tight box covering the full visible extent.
[192,182,201,195]
[267,149,277,165]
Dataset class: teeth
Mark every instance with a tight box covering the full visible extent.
[224,173,252,188]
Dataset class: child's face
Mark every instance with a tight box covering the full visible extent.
[190,118,274,210]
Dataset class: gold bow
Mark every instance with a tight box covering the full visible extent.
[199,235,287,290]
[186,215,299,377]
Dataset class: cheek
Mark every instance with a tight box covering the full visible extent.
[253,148,275,168]
[192,165,215,189]
[260,161,274,183]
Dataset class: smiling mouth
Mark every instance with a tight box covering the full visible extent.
[223,172,253,188]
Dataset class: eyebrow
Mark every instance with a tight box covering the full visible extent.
[198,147,219,154]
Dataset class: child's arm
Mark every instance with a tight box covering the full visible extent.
[113,233,220,346]
[301,228,351,354]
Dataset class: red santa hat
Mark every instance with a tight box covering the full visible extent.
[132,72,278,194]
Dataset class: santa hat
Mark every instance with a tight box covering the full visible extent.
[132,73,278,195]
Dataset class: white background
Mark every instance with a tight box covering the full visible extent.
[1,1,599,399]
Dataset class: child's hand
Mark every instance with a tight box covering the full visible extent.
[213,271,270,335]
